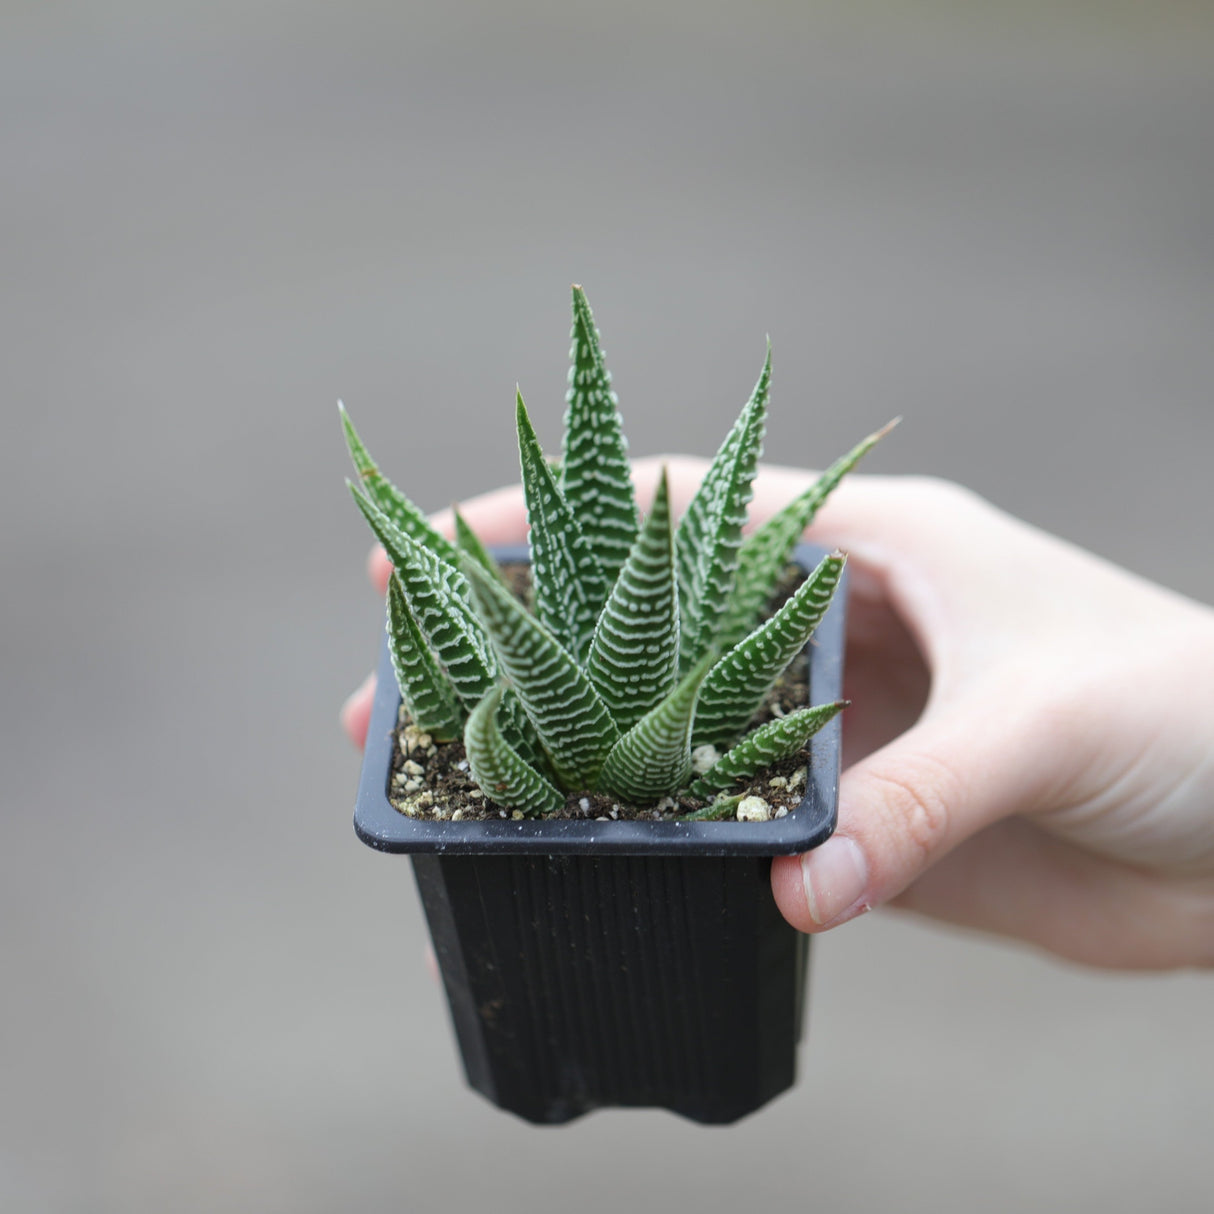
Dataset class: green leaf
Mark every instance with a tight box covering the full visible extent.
[674,346,770,672]
[718,418,896,650]
[517,390,610,666]
[585,468,680,732]
[339,403,461,568]
[681,794,745,821]
[464,687,565,815]
[386,575,465,741]
[497,687,549,774]
[463,558,619,791]
[350,485,497,707]
[693,552,846,749]
[687,701,847,798]
[453,505,505,584]
[597,653,715,804]
[560,285,639,585]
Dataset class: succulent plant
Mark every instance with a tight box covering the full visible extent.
[343,286,891,815]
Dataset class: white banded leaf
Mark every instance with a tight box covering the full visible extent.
[350,486,497,706]
[497,687,549,774]
[463,559,619,791]
[719,419,895,649]
[674,348,769,673]
[598,653,715,804]
[687,701,847,798]
[386,575,464,741]
[559,285,639,584]
[682,794,744,821]
[339,403,461,568]
[585,468,679,732]
[447,517,541,765]
[517,391,609,665]
[464,687,565,815]
[693,552,846,749]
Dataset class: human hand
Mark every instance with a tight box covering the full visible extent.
[341,457,1214,970]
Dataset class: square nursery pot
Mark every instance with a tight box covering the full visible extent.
[353,543,846,1125]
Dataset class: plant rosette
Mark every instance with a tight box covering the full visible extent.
[344,287,891,1124]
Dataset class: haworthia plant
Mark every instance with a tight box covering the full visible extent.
[343,287,892,813]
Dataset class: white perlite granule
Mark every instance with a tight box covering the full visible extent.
[736,796,771,822]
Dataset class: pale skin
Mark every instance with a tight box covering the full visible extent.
[341,457,1214,971]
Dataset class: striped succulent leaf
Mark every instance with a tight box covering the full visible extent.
[585,468,679,732]
[681,794,746,822]
[517,391,610,666]
[339,403,461,568]
[560,285,639,585]
[597,653,715,804]
[350,486,498,707]
[497,687,549,774]
[464,687,565,815]
[674,348,769,673]
[693,552,846,749]
[718,418,895,649]
[463,559,619,791]
[687,701,848,799]
[453,505,505,584]
[386,575,465,741]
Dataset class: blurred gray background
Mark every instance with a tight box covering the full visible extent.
[3,2,1213,1210]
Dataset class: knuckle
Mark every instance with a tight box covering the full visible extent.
[866,753,958,864]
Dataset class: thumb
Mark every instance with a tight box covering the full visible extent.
[772,703,1052,931]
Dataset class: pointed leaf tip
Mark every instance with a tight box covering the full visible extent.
[516,389,609,663]
[674,356,769,671]
[560,287,639,585]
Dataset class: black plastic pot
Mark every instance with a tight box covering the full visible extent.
[354,544,845,1124]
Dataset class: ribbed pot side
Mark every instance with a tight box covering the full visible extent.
[411,851,811,1124]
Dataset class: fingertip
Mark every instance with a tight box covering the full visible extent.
[443,485,529,546]
[771,853,816,931]
[340,672,376,751]
[429,506,455,541]
[772,836,871,933]
[367,545,392,595]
